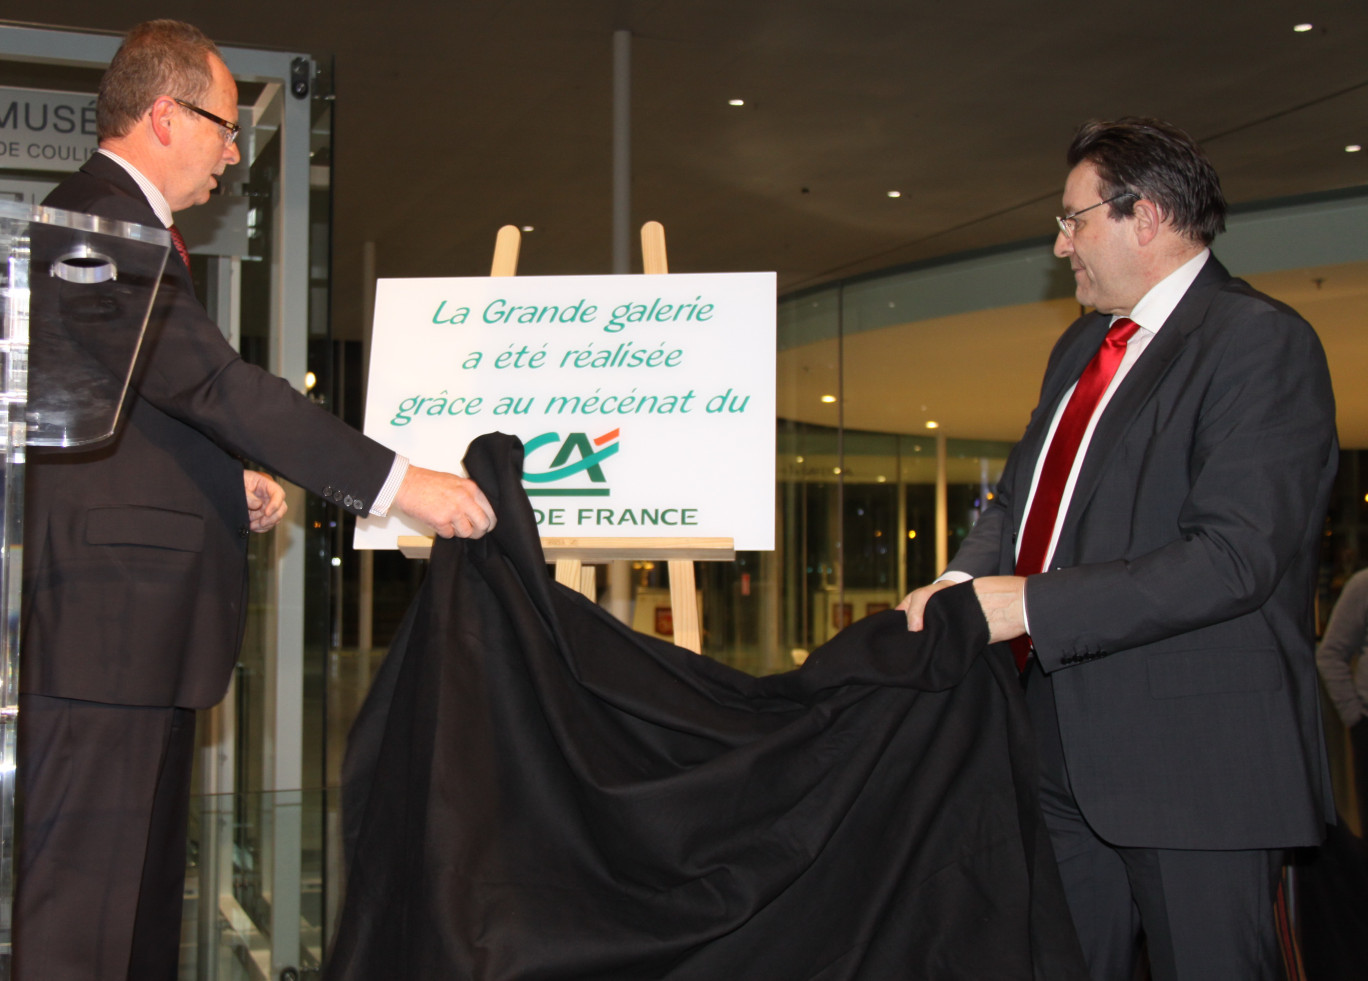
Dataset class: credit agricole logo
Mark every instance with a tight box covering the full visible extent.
[522,428,620,497]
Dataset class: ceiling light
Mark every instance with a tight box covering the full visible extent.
[521,225,535,232]
[907,529,917,540]
[833,467,842,475]
[1347,145,1363,153]
[728,98,745,107]
[876,475,887,483]
[887,190,902,198]
[821,394,837,403]
[1293,22,1313,32]
[925,420,939,430]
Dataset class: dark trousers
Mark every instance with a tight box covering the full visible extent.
[1351,718,1368,831]
[1024,663,1284,981]
[14,693,196,981]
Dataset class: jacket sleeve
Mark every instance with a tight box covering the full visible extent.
[49,174,397,514]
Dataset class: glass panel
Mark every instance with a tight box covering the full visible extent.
[184,789,334,978]
[0,201,168,972]
[946,437,1011,560]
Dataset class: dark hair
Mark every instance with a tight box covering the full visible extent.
[97,20,221,141]
[1067,117,1227,245]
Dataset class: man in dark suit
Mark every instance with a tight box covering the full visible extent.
[18,20,496,980]
[900,118,1337,980]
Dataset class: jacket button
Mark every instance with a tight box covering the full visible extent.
[354,499,365,511]
[344,495,354,507]
[333,490,343,502]
[322,485,333,496]
[239,525,250,538]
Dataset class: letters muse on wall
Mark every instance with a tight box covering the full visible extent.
[0,90,99,172]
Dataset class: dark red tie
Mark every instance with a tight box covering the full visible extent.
[169,224,192,270]
[1009,316,1141,670]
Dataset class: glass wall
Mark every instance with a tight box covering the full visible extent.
[754,423,1010,667]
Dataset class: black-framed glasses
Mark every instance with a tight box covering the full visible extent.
[1056,191,1136,238]
[173,99,241,146]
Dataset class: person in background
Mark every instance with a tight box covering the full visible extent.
[1316,566,1368,827]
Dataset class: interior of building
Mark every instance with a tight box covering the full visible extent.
[1,1,1365,976]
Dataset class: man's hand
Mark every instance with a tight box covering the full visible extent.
[897,579,958,631]
[971,576,1028,644]
[393,465,496,539]
[244,470,288,532]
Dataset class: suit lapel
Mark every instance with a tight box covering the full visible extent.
[1009,313,1111,530]
[1050,256,1231,561]
[81,154,195,289]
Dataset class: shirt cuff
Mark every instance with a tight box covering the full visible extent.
[369,454,409,517]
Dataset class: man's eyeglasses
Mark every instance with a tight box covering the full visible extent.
[1056,191,1136,238]
[174,99,241,146]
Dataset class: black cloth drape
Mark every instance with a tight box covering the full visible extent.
[327,434,1086,980]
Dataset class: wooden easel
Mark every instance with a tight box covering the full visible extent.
[397,221,734,653]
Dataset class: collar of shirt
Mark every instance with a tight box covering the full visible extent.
[96,148,174,229]
[1115,247,1210,336]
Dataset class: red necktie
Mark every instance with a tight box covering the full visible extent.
[1009,317,1141,670]
[169,224,192,270]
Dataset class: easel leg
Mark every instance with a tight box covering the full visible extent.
[668,559,701,654]
[555,559,583,592]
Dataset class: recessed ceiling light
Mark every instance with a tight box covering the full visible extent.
[887,190,902,198]
[876,475,887,483]
[832,467,842,475]
[521,225,534,232]
[728,98,745,107]
[1293,22,1313,32]
[821,394,837,403]
[907,529,918,540]
[925,420,939,430]
[1347,144,1363,153]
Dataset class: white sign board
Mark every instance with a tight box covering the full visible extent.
[356,272,776,550]
[0,88,99,173]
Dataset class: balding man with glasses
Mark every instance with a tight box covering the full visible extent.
[900,118,1337,980]
[19,20,495,980]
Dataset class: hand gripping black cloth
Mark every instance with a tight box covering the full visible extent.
[327,434,1087,980]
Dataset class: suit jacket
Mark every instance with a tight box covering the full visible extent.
[949,254,1337,851]
[22,153,395,709]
